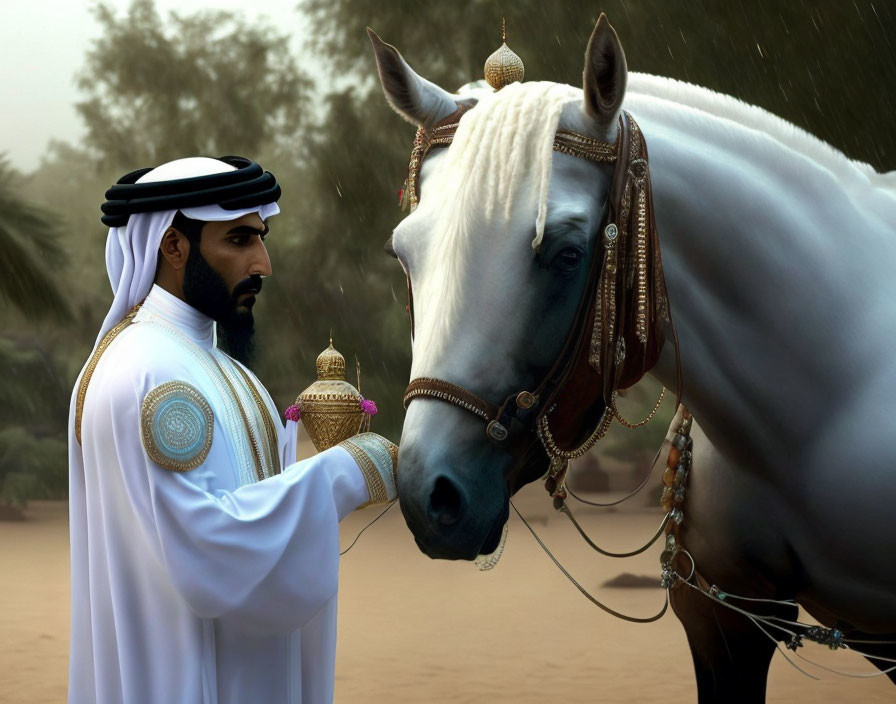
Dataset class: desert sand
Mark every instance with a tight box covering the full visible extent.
[2,488,893,703]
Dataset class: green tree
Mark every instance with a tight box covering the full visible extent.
[77,0,311,169]
[23,141,131,354]
[250,88,412,436]
[0,335,70,436]
[0,332,71,509]
[303,0,896,169]
[67,0,323,419]
[6,0,318,509]
[0,158,71,511]
[0,157,69,319]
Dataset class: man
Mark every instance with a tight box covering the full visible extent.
[68,156,397,703]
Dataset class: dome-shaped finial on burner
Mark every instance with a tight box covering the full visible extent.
[316,339,346,381]
[484,18,524,91]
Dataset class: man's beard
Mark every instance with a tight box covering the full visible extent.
[182,245,262,369]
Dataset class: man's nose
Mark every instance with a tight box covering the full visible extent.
[251,239,273,277]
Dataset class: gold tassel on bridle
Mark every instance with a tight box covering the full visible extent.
[588,116,663,375]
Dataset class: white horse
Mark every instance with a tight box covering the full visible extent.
[369,14,896,702]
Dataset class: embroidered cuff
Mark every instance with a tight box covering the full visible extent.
[338,433,398,507]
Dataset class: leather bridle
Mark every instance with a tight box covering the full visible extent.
[398,102,679,484]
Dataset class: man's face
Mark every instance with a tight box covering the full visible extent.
[182,212,272,367]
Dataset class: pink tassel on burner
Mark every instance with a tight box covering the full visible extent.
[359,399,378,416]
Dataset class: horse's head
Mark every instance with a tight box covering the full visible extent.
[371,16,637,560]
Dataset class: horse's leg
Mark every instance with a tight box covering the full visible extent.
[670,578,797,704]
[667,418,802,703]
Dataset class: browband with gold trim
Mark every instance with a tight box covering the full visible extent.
[400,104,618,212]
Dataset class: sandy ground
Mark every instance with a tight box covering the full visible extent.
[2,495,894,703]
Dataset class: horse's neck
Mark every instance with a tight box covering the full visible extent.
[629,91,896,468]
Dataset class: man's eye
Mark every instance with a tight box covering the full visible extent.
[230,235,251,246]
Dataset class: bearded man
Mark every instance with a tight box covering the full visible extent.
[68,156,397,704]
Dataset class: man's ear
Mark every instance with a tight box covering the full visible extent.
[159,228,190,271]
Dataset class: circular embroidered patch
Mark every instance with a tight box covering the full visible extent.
[141,381,214,472]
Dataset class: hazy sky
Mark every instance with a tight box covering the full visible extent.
[2,0,310,172]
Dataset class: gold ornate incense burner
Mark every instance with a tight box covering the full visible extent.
[296,340,371,452]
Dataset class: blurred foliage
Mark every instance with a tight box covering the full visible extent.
[0,158,72,508]
[22,142,120,356]
[76,0,310,168]
[0,338,71,507]
[0,429,68,508]
[252,87,411,432]
[305,0,896,169]
[5,0,894,505]
[0,157,70,319]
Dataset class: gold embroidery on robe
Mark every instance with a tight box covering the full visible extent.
[75,306,140,445]
[141,381,214,472]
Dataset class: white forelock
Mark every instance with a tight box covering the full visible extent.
[408,81,588,373]
[444,81,582,250]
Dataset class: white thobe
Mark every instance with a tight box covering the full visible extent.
[68,285,370,703]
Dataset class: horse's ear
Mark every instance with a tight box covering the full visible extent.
[582,13,627,127]
[367,28,458,128]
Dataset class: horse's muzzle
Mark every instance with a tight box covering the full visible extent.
[397,443,508,560]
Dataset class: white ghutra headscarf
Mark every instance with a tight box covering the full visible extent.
[99,157,280,342]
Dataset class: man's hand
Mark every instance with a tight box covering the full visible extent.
[337,433,397,507]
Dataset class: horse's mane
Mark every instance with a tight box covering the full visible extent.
[626,72,895,191]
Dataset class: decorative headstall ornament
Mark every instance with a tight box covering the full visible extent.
[398,25,614,215]
[400,29,673,486]
[484,18,525,91]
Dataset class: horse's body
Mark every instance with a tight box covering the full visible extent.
[369,17,896,701]
[624,73,896,631]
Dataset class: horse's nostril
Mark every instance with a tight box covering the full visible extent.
[429,475,464,527]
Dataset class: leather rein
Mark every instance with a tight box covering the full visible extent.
[399,102,681,483]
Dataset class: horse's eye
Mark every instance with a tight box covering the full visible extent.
[554,247,584,272]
